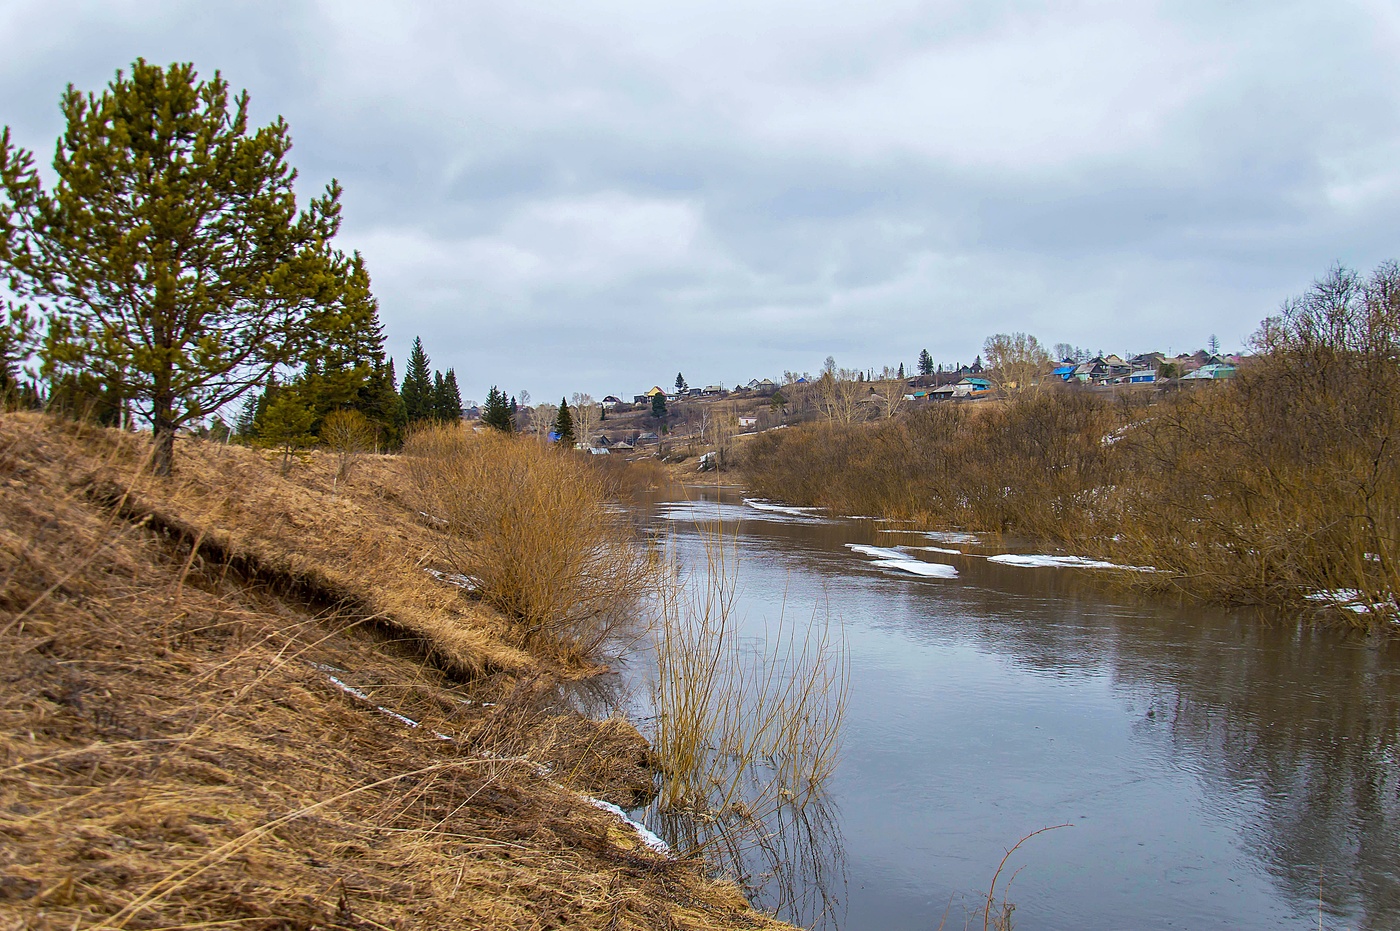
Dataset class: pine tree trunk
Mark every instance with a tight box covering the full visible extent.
[152,386,176,476]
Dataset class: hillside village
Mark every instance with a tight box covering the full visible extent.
[461,347,1245,455]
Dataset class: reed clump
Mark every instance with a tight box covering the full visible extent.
[648,524,849,925]
[404,424,662,661]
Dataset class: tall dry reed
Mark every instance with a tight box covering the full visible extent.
[404,425,661,660]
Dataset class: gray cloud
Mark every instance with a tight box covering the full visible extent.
[3,0,1398,402]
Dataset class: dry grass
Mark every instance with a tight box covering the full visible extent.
[0,411,796,931]
[404,426,663,664]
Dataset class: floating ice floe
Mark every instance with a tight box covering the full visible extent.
[846,544,958,579]
[868,558,959,579]
[987,554,1156,572]
[924,530,982,545]
[911,545,963,556]
[742,498,829,518]
[658,500,826,525]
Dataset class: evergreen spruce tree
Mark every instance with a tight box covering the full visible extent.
[897,362,905,379]
[480,386,513,432]
[432,371,447,421]
[400,337,432,422]
[651,391,667,420]
[440,369,462,421]
[552,396,575,447]
[675,372,687,393]
[918,349,934,376]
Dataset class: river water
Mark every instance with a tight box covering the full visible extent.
[612,484,1400,931]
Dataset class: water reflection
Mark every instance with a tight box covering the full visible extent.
[645,782,848,931]
[639,484,1400,931]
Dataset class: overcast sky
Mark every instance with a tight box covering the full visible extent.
[3,1,1398,404]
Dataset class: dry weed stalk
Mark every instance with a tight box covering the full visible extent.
[648,519,850,926]
[404,425,663,661]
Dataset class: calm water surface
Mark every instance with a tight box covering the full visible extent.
[615,485,1400,931]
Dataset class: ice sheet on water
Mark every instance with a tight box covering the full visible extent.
[987,554,1156,572]
[924,530,983,544]
[869,558,959,579]
[657,500,828,525]
[846,544,908,560]
[742,498,830,518]
[846,544,959,579]
[911,545,963,555]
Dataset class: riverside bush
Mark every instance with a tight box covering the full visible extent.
[405,425,659,660]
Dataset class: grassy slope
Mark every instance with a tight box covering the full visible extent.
[0,413,790,931]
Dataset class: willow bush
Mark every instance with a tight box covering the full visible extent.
[405,425,660,660]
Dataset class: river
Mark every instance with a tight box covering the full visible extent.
[605,484,1400,931]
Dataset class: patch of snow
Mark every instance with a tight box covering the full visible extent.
[426,568,479,590]
[911,545,963,555]
[586,798,671,854]
[1304,589,1397,616]
[323,673,454,740]
[418,511,449,526]
[987,554,1156,572]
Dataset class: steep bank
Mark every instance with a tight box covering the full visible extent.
[0,413,791,931]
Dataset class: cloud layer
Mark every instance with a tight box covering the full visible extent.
[3,0,1398,403]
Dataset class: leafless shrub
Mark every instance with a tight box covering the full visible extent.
[321,408,376,483]
[404,425,661,661]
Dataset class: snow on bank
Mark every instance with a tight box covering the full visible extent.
[846,544,958,579]
[313,663,674,854]
[586,798,671,854]
[1305,589,1398,617]
[426,568,478,590]
[987,554,1156,572]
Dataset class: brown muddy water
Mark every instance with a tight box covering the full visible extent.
[603,485,1400,931]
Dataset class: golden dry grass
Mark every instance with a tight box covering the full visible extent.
[0,411,795,931]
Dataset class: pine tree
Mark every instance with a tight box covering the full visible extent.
[400,337,433,422]
[676,372,687,393]
[552,396,576,447]
[897,363,905,379]
[480,386,513,432]
[0,61,361,476]
[651,392,667,420]
[918,349,934,376]
[256,390,315,473]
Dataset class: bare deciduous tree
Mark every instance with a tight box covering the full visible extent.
[982,333,1052,394]
[571,392,598,447]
